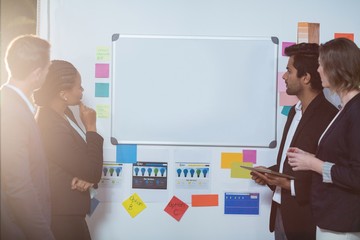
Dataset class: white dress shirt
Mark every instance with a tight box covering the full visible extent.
[273,101,302,204]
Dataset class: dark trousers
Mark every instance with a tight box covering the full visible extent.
[51,215,91,240]
[275,206,288,240]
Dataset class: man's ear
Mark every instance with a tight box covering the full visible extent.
[302,73,311,85]
[31,67,43,79]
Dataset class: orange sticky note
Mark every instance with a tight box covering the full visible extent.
[221,152,243,169]
[334,33,354,42]
[191,194,218,207]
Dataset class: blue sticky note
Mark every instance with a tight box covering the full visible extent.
[95,83,109,97]
[281,106,292,116]
[87,197,100,217]
[116,144,137,163]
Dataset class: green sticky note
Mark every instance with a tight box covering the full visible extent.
[231,162,253,179]
[96,104,110,118]
[96,46,110,61]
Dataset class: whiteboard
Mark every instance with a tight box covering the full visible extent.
[111,34,278,147]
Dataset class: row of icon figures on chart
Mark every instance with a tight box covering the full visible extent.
[103,167,122,177]
[133,167,167,177]
[176,168,209,178]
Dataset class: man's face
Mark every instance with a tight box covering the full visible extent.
[282,56,302,96]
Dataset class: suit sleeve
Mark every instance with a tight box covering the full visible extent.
[42,120,104,183]
[331,109,360,191]
[1,112,55,240]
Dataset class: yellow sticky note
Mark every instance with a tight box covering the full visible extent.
[96,46,110,61]
[96,104,110,118]
[231,162,253,179]
[221,152,243,169]
[122,193,147,218]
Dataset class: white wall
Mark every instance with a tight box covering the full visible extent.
[37,1,360,239]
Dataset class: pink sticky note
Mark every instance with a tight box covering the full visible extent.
[95,63,109,78]
[282,42,296,56]
[278,72,286,92]
[279,92,298,106]
[243,149,257,164]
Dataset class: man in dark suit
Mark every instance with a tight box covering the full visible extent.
[250,43,338,240]
[1,35,55,240]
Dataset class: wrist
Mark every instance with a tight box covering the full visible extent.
[312,158,324,174]
[86,125,97,132]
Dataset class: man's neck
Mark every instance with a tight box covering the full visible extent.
[7,78,33,101]
[297,89,321,113]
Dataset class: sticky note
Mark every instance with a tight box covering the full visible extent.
[191,194,218,207]
[95,83,109,97]
[334,33,354,41]
[282,42,296,56]
[122,193,146,218]
[221,152,243,169]
[243,149,256,164]
[95,63,109,78]
[281,106,292,116]
[278,72,286,92]
[96,46,110,61]
[231,162,253,179]
[116,144,137,163]
[96,104,110,118]
[279,92,298,106]
[164,196,189,221]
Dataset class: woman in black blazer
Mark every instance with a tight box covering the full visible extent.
[287,38,360,240]
[34,60,103,240]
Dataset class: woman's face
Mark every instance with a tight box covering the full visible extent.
[64,73,84,106]
[317,58,331,89]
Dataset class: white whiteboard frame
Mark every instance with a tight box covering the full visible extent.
[111,34,278,148]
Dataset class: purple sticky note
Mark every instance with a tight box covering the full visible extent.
[282,42,296,56]
[243,150,257,164]
[95,63,109,78]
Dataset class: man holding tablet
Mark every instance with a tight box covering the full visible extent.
[250,43,337,240]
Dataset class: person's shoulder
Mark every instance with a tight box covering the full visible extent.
[36,107,64,128]
[314,92,338,113]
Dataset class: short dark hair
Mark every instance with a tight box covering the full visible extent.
[34,60,79,106]
[319,38,360,92]
[285,43,322,91]
[5,34,50,80]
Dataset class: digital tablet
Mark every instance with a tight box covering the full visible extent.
[241,166,295,180]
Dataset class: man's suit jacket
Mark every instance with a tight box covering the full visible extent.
[0,86,54,240]
[36,106,103,215]
[269,92,338,240]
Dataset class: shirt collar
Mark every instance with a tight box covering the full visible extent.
[3,84,36,114]
[294,101,302,112]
